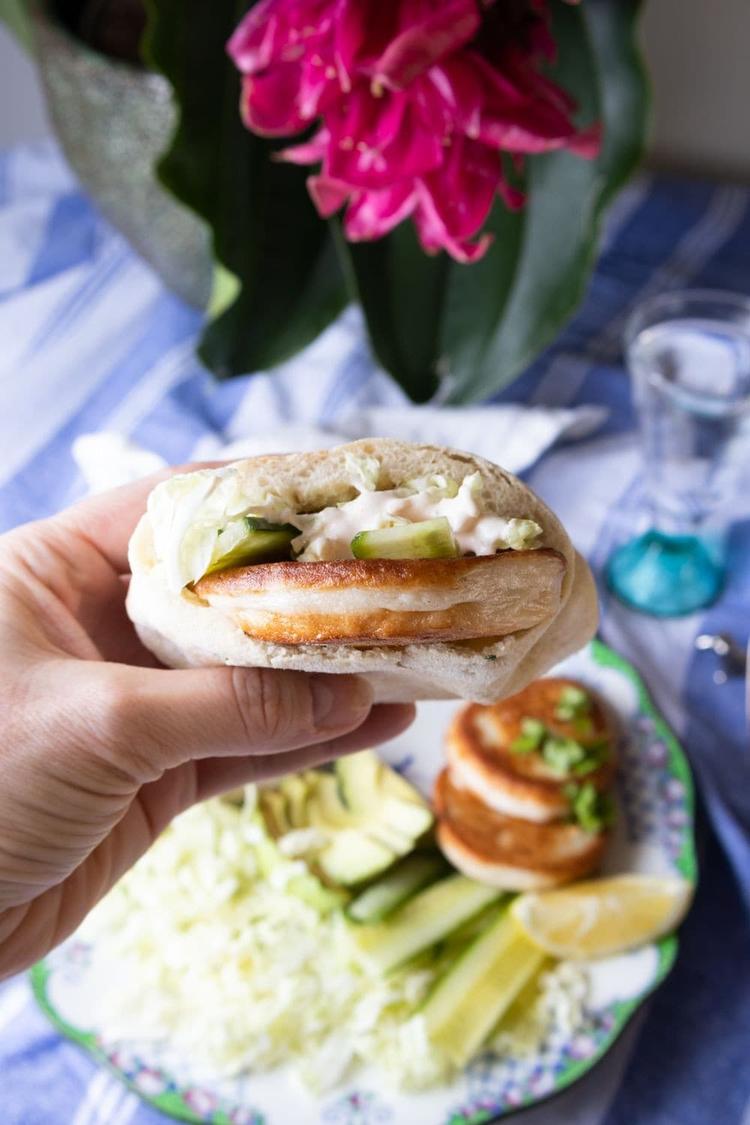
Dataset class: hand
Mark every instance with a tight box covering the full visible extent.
[0,472,414,979]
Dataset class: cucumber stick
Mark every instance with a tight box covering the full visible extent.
[351,518,458,560]
[348,875,503,973]
[206,517,298,573]
[422,911,546,1066]
[347,853,450,924]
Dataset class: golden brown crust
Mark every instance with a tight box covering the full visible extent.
[193,550,566,647]
[194,550,564,594]
[434,769,606,886]
[446,677,616,811]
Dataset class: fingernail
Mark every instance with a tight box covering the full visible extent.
[311,675,373,730]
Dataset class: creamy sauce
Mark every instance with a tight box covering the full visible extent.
[292,474,540,561]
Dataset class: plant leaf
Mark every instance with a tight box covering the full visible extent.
[338,0,648,403]
[144,0,349,378]
[0,0,32,50]
[340,222,448,403]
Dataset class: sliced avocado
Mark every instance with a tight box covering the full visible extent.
[278,774,312,829]
[307,773,361,830]
[317,829,396,886]
[347,852,450,924]
[258,788,290,838]
[421,909,545,1066]
[206,516,298,574]
[348,874,503,974]
[379,795,433,839]
[336,750,383,815]
[350,517,459,560]
[365,820,415,856]
[337,752,429,815]
[336,753,433,850]
[378,766,429,807]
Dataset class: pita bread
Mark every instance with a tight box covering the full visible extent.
[126,439,597,703]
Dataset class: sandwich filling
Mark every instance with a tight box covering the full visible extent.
[149,455,543,594]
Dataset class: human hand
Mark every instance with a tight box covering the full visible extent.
[0,472,414,979]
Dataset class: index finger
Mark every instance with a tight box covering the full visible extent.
[60,461,227,574]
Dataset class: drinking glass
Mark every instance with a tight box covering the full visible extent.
[607,290,750,616]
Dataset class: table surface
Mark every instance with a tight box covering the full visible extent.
[1,141,750,1125]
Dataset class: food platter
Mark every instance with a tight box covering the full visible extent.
[31,640,696,1125]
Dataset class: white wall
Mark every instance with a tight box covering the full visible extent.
[640,0,750,179]
[1,3,750,178]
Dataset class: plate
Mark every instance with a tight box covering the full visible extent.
[31,640,696,1125]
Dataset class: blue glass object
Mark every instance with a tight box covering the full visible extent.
[606,531,725,616]
[607,289,750,618]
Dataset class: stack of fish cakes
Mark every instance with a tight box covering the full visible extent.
[435,678,617,890]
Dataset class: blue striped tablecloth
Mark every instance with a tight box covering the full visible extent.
[1,142,749,1125]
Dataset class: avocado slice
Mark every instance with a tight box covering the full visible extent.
[350,517,459,560]
[278,774,313,829]
[317,830,396,886]
[258,788,290,838]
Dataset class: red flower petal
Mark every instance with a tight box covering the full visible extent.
[325,84,444,190]
[307,174,351,216]
[344,182,419,240]
[336,0,480,91]
[414,181,494,263]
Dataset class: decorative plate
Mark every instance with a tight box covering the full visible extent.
[31,640,696,1125]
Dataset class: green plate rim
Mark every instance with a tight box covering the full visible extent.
[29,639,698,1125]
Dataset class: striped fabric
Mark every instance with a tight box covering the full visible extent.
[1,141,749,1125]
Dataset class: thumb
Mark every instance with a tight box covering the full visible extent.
[77,663,375,783]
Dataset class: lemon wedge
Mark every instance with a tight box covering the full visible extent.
[511,875,694,959]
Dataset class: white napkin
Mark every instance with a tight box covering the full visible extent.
[73,404,607,493]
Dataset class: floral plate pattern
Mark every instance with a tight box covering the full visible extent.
[31,640,697,1125]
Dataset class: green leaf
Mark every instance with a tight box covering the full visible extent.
[338,0,647,403]
[0,0,32,50]
[144,0,349,378]
[340,221,448,403]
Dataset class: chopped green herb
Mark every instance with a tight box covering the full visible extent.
[510,717,546,754]
[554,685,591,722]
[484,654,498,662]
[541,737,587,775]
[571,739,610,776]
[564,782,615,833]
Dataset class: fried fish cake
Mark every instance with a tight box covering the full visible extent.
[446,678,616,824]
[434,769,608,891]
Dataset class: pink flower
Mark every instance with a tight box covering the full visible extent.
[228,0,599,263]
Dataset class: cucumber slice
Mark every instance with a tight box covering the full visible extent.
[350,517,459,560]
[347,853,450,924]
[206,516,298,573]
[422,910,545,1066]
[348,875,503,974]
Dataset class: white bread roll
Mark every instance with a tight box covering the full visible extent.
[126,439,597,703]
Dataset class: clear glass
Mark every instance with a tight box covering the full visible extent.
[607,290,750,616]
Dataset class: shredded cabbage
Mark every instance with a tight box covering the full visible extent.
[148,469,294,591]
[343,452,381,493]
[491,962,589,1057]
[79,792,452,1093]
